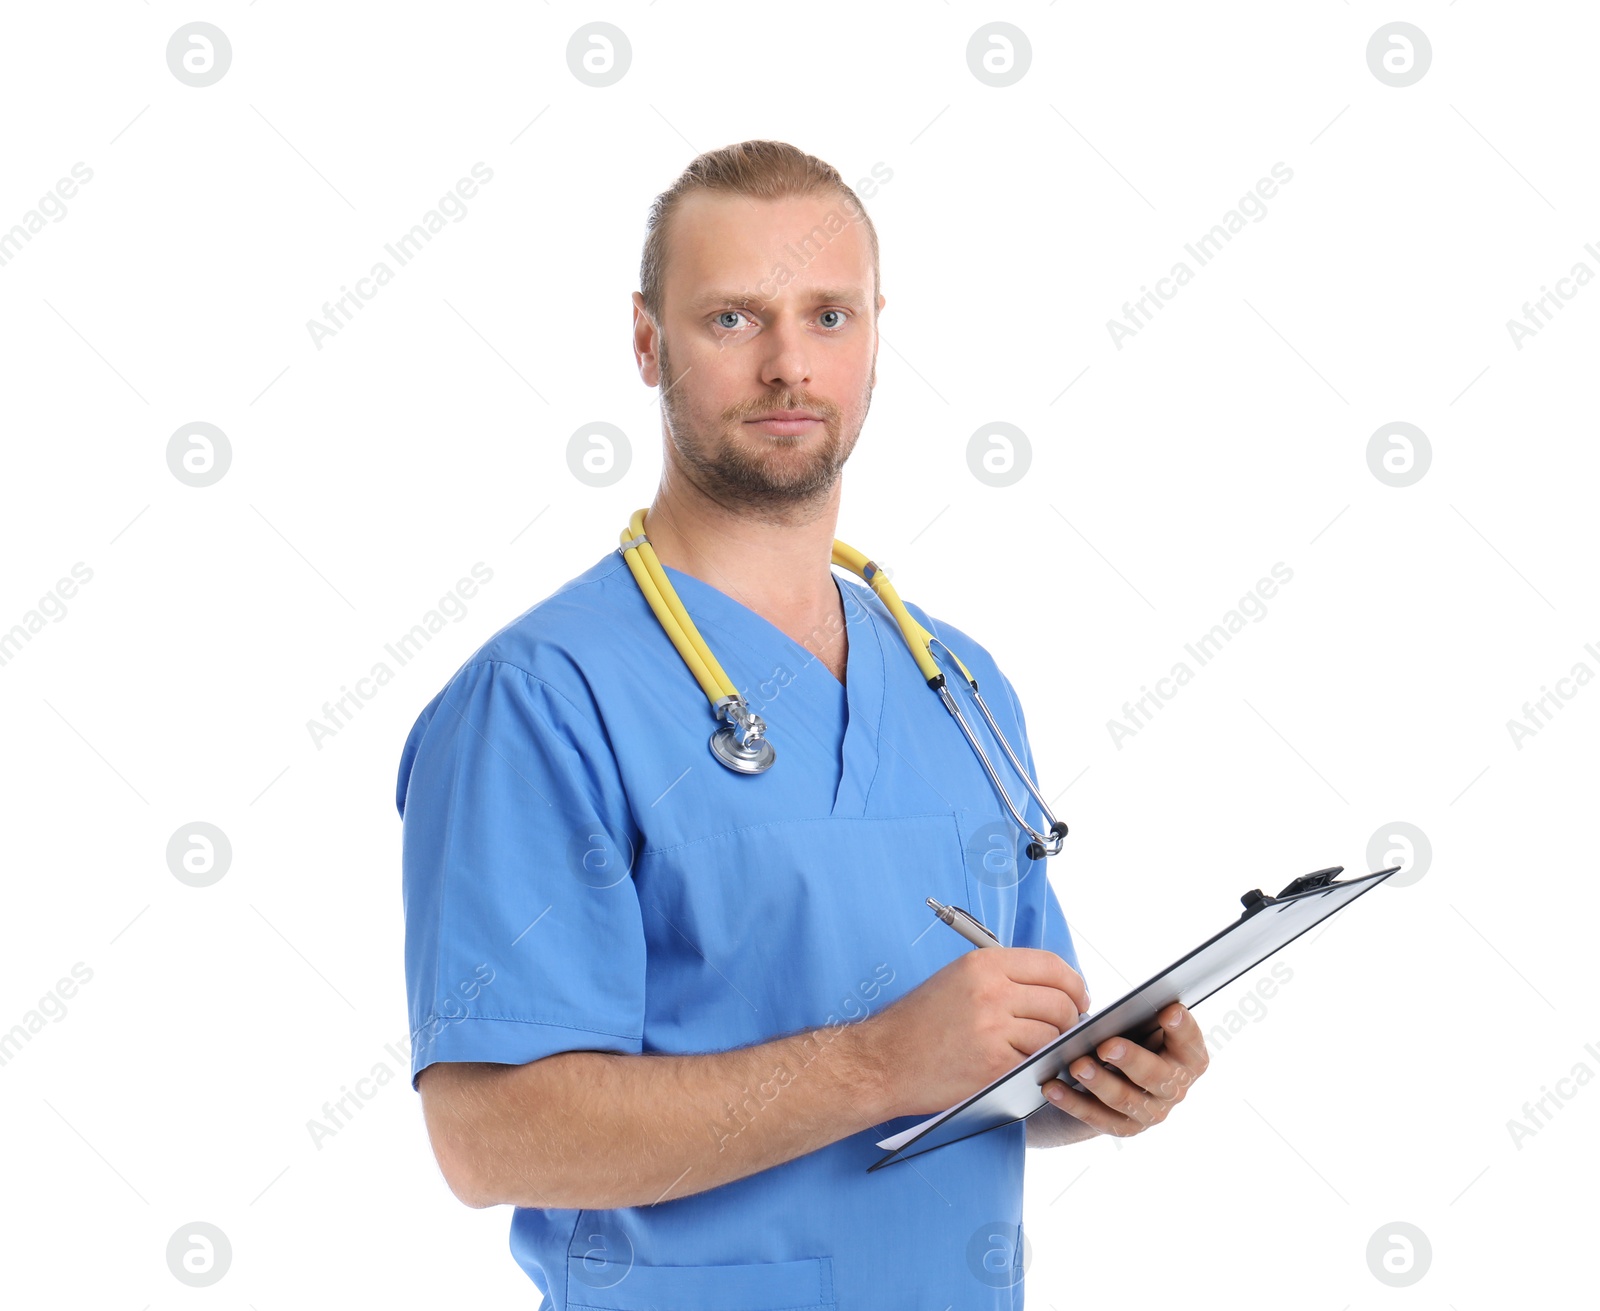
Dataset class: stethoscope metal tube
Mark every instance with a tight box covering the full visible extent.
[618,508,1068,859]
[929,648,1068,860]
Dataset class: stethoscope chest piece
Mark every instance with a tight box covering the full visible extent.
[618,509,1068,853]
[709,695,775,774]
[710,723,775,774]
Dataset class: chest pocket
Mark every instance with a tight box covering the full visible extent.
[566,1253,836,1310]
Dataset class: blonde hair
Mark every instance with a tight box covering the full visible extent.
[639,139,880,328]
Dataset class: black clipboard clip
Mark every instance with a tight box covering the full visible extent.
[1238,865,1346,920]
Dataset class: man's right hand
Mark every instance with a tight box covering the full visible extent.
[860,948,1089,1118]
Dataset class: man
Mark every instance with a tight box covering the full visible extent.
[398,139,1208,1308]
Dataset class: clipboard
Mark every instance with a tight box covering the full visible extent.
[868,863,1402,1172]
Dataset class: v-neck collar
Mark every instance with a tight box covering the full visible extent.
[659,563,886,816]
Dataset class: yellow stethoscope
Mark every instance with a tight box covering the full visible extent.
[617,508,1069,859]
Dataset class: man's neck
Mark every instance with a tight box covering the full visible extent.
[640,479,846,657]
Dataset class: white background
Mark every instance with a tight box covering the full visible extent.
[1,2,1594,1306]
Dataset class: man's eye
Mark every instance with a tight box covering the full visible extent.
[712,308,849,332]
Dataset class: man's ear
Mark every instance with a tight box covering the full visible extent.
[631,292,661,386]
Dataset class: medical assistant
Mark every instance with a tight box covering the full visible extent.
[396,546,1085,1311]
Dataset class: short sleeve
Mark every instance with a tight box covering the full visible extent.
[397,659,647,1091]
[1039,879,1083,980]
[993,666,1087,991]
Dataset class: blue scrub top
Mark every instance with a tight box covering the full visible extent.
[397,547,1084,1311]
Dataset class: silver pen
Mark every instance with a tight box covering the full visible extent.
[926,897,1001,949]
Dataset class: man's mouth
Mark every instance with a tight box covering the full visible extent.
[746,410,821,435]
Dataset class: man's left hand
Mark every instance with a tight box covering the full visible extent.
[1038,1003,1208,1137]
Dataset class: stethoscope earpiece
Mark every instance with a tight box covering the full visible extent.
[1025,821,1070,860]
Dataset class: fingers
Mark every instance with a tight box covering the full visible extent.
[1000,948,1090,1017]
[1061,960,1090,1015]
[1047,1003,1206,1132]
[1081,1043,1184,1101]
[1009,1016,1068,1060]
[1153,1003,1210,1077]
[1068,1049,1169,1124]
[1082,1005,1199,1098]
[1038,1079,1139,1137]
[1011,981,1084,1038]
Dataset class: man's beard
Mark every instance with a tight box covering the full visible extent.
[658,334,873,514]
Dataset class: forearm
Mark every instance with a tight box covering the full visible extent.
[1025,1101,1101,1148]
[450,1019,892,1210]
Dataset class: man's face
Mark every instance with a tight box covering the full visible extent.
[636,190,883,514]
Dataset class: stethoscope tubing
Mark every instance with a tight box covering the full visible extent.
[618,508,1067,857]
